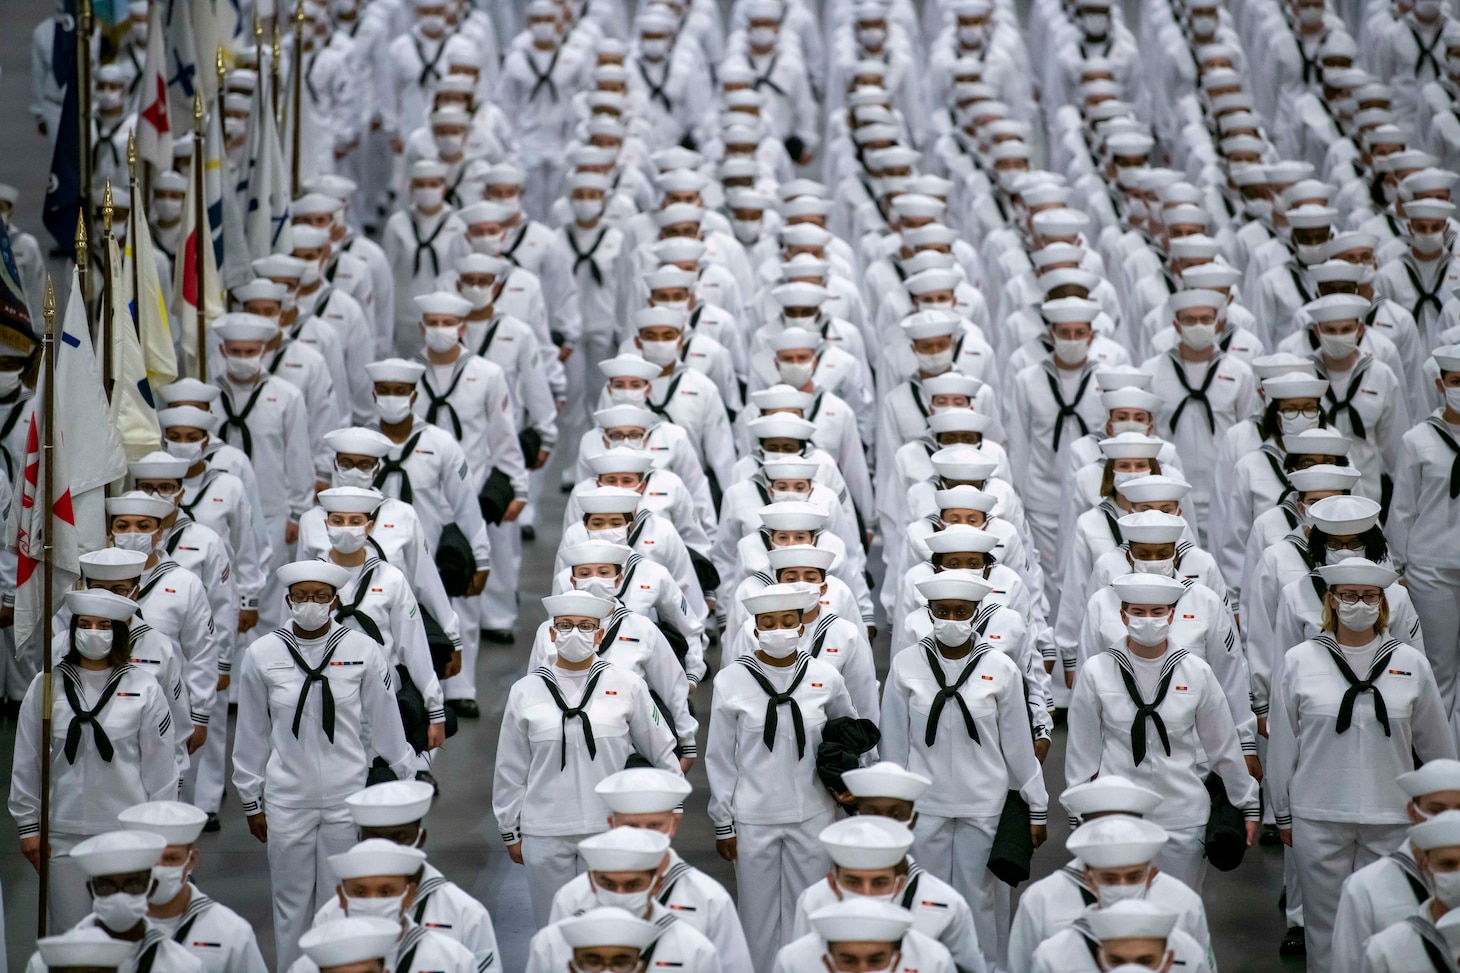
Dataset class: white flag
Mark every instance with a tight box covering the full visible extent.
[135,0,172,174]
[108,235,162,461]
[244,70,294,261]
[173,140,224,379]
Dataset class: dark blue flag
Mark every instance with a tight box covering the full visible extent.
[42,0,81,259]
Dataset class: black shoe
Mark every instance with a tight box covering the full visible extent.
[414,770,440,795]
[521,525,536,541]
[446,698,480,719]
[1280,927,1306,956]
[203,813,221,833]
[1260,825,1283,846]
[481,628,515,645]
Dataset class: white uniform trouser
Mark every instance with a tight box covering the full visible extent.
[48,832,92,932]
[522,833,592,928]
[913,811,1003,971]
[1405,563,1460,719]
[478,522,523,633]
[1025,508,1060,605]
[737,809,836,973]
[1258,734,1304,926]
[187,684,231,813]
[266,803,356,971]
[1290,816,1408,972]
[1153,822,1208,893]
[444,596,481,701]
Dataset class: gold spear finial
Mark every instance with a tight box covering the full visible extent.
[193,91,203,124]
[127,130,136,167]
[42,275,56,334]
[102,181,113,238]
[75,211,88,253]
[217,45,227,95]
[296,0,305,24]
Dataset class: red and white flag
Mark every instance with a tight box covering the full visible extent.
[7,270,128,649]
[134,0,171,175]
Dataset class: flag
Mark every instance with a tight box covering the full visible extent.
[135,0,172,175]
[192,0,223,111]
[244,69,294,260]
[0,225,36,353]
[123,202,177,391]
[7,270,128,650]
[173,142,223,378]
[163,0,202,136]
[107,235,161,461]
[207,95,252,289]
[42,0,81,257]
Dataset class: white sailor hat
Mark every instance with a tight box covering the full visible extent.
[249,254,307,284]
[157,380,219,410]
[779,254,832,281]
[924,524,999,554]
[1041,297,1100,324]
[656,168,708,194]
[317,487,385,515]
[595,768,692,814]
[290,193,343,217]
[820,816,914,869]
[1304,293,1370,323]
[778,195,832,221]
[1116,474,1191,503]
[749,415,817,440]
[916,571,995,603]
[1219,134,1267,156]
[810,900,914,945]
[901,251,956,277]
[1404,198,1457,221]
[990,141,1035,164]
[413,292,473,318]
[586,448,654,475]
[1060,775,1164,818]
[1096,366,1154,391]
[1285,428,1352,457]
[780,179,829,200]
[1280,179,1335,207]
[428,104,472,128]
[841,762,931,802]
[233,279,290,304]
[779,223,833,247]
[1228,162,1268,187]
[1087,901,1179,941]
[1325,231,1380,257]
[743,583,814,615]
[1307,495,1380,534]
[1101,388,1162,413]
[650,237,707,265]
[1168,289,1226,314]
[1105,131,1155,158]
[594,405,656,430]
[289,226,331,251]
[930,445,998,481]
[345,780,435,827]
[1286,464,1361,493]
[576,486,642,515]
[1031,208,1091,237]
[1067,814,1168,867]
[1409,811,1460,850]
[766,545,838,571]
[772,282,830,308]
[457,201,515,226]
[1430,345,1460,373]
[0,185,19,206]
[579,828,671,872]
[306,174,359,200]
[105,491,174,519]
[1098,433,1164,460]
[905,269,962,296]
[1261,371,1329,400]
[299,918,400,969]
[364,359,426,384]
[644,266,698,292]
[633,308,688,334]
[758,501,829,531]
[1161,204,1209,230]
[1037,267,1101,295]
[129,451,190,481]
[213,313,278,343]
[324,427,393,459]
[1252,354,1319,381]
[567,171,613,194]
[1401,168,1459,196]
[1398,760,1460,799]
[79,549,148,581]
[891,194,945,220]
[727,189,774,212]
[276,560,352,590]
[1315,556,1397,589]
[761,458,820,480]
[481,162,526,187]
[542,591,614,619]
[117,801,208,845]
[927,409,995,435]
[36,929,137,970]
[559,908,660,950]
[1117,510,1187,543]
[654,204,705,228]
[1110,574,1187,606]
[933,485,996,512]
[867,145,922,169]
[455,253,511,279]
[908,174,955,198]
[1167,235,1222,260]
[561,541,633,567]
[1308,260,1366,285]
[64,589,140,622]
[765,328,824,355]
[69,830,166,877]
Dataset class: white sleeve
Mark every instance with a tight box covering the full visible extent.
[491,687,530,843]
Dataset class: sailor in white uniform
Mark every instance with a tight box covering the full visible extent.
[1357,813,1460,973]
[1028,899,1213,973]
[524,908,660,973]
[773,898,958,973]
[26,926,141,973]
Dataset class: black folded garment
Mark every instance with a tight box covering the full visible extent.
[478,467,516,525]
[434,522,476,597]
[988,790,1034,886]
[1204,772,1248,871]
[816,716,881,797]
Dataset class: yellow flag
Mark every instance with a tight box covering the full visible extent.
[109,235,162,461]
[123,203,178,390]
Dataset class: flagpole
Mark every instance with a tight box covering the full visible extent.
[271,21,282,125]
[36,274,56,940]
[74,214,89,344]
[100,182,113,400]
[217,46,227,120]
[290,0,304,198]
[193,93,207,383]
[77,0,94,274]
[128,132,141,339]
[253,9,263,88]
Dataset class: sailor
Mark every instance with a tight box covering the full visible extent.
[772,898,958,973]
[26,927,138,973]
[1357,813,1460,973]
[562,445,711,555]
[1028,900,1213,973]
[523,908,660,973]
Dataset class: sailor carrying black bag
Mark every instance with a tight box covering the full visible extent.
[1203,771,1247,871]
[433,522,476,597]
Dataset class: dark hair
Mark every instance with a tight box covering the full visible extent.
[1307,524,1388,564]
[1284,453,1350,474]
[1261,398,1330,444]
[64,614,132,669]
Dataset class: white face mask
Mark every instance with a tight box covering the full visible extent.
[1126,614,1171,646]
[470,232,505,256]
[857,26,887,47]
[153,198,183,223]
[530,20,558,42]
[149,864,188,905]
[641,37,669,59]
[113,531,156,555]
[375,395,414,424]
[570,198,604,223]
[1189,12,1218,33]
[590,525,630,545]
[417,13,446,35]
[639,339,680,366]
[1112,469,1144,490]
[575,576,619,600]
[460,284,494,310]
[1295,243,1328,265]
[1317,331,1358,360]
[1336,599,1381,631]
[333,466,376,489]
[1411,230,1446,255]
[1179,322,1218,350]
[95,88,125,112]
[1096,877,1149,906]
[769,488,806,503]
[957,24,986,46]
[1053,337,1089,366]
[555,626,599,663]
[1296,5,1325,25]
[75,628,114,660]
[165,439,204,464]
[1279,411,1318,436]
[595,886,651,916]
[289,599,333,631]
[299,260,322,288]
[1080,11,1110,34]
[0,369,21,399]
[1109,419,1147,436]
[732,218,762,244]
[756,627,801,658]
[1415,0,1443,17]
[225,354,263,381]
[92,891,151,931]
[345,893,405,920]
[915,348,955,374]
[412,186,445,212]
[932,616,975,645]
[1131,556,1175,577]
[328,524,368,554]
[1432,869,1460,907]
[423,324,461,352]
[1444,386,1460,413]
[434,133,465,158]
[777,360,815,388]
[1244,198,1273,221]
[608,385,649,406]
[748,25,778,47]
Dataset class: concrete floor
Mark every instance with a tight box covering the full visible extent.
[0,1,1304,969]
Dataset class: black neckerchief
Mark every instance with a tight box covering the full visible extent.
[335,559,386,645]
[418,356,471,440]
[171,890,214,943]
[1111,647,1188,765]
[1315,633,1399,736]
[412,874,450,922]
[919,637,991,747]
[374,430,424,504]
[1402,256,1448,323]
[537,661,611,769]
[412,36,446,85]
[1427,416,1460,498]
[526,45,564,102]
[637,59,672,111]
[217,381,269,457]
[277,626,351,742]
[1321,356,1373,440]
[737,654,810,758]
[409,211,450,277]
[1044,362,1094,451]
[566,225,608,285]
[58,661,131,763]
[1167,350,1222,435]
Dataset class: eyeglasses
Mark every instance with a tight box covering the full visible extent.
[289,592,337,605]
[1278,406,1321,419]
[569,958,640,973]
[553,620,601,633]
[335,457,379,473]
[92,874,151,896]
[137,482,182,497]
[1333,591,1384,606]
